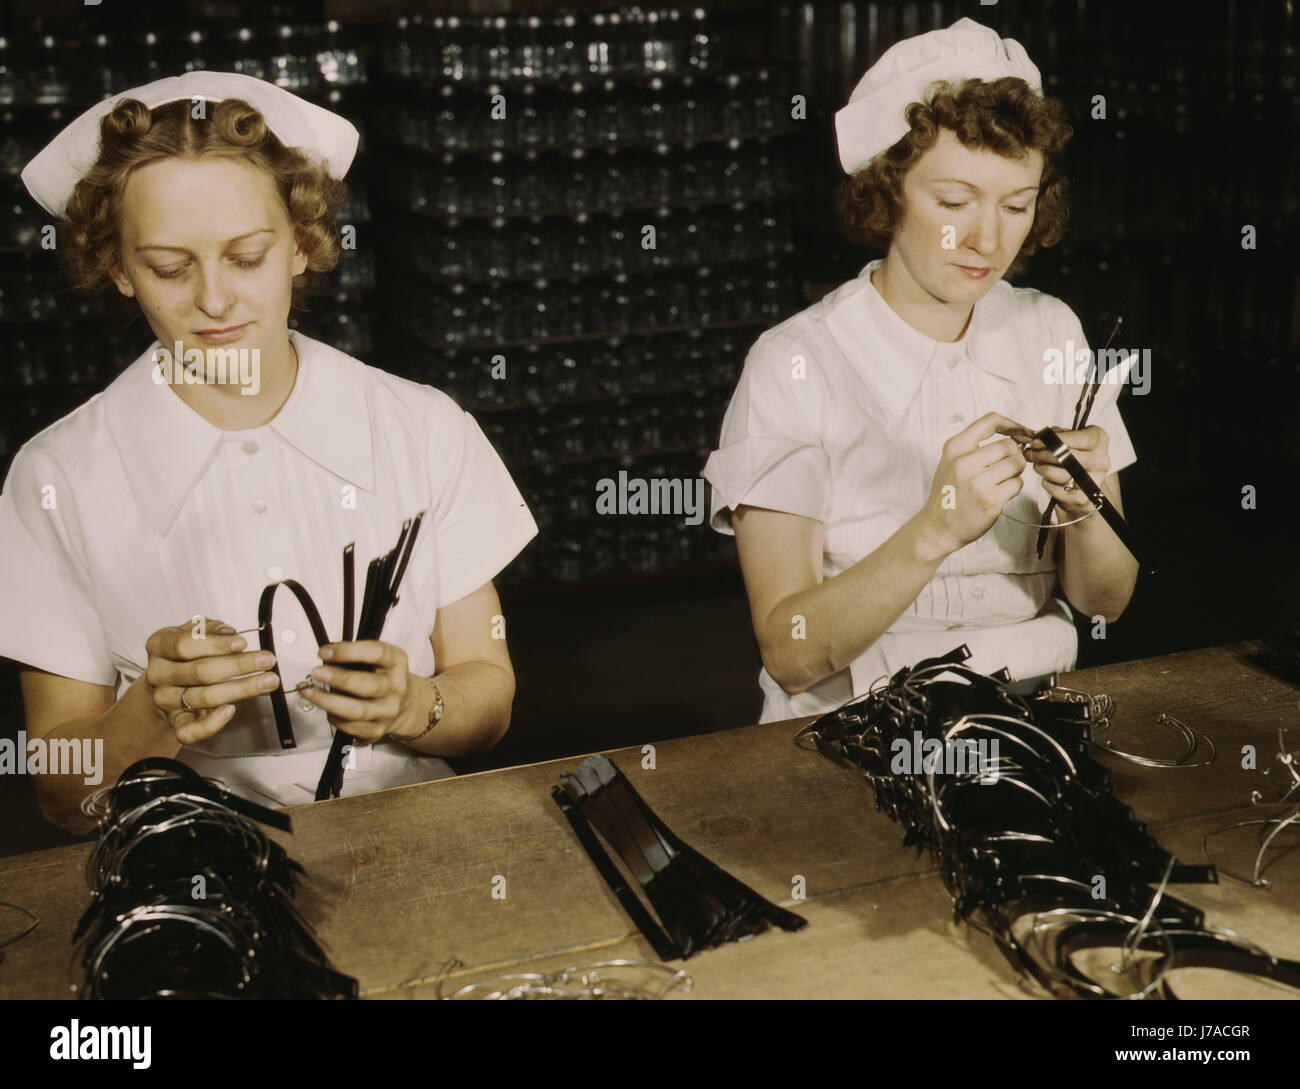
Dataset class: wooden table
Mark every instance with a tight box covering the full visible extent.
[3,641,1298,1000]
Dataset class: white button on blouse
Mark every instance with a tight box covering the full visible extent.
[703,258,1137,724]
[0,330,539,805]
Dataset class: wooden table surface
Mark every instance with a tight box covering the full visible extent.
[2,640,1298,1000]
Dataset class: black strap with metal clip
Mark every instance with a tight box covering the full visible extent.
[1035,305,1129,560]
[1032,426,1157,576]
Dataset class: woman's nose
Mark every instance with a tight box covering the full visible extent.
[964,208,1000,254]
[193,263,236,317]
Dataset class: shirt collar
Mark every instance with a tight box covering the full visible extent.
[105,330,374,535]
[824,258,1028,422]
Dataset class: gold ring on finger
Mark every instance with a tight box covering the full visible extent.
[180,687,195,711]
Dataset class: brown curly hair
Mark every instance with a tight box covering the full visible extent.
[834,77,1072,280]
[58,96,346,313]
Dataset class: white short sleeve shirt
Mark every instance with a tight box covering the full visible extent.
[703,259,1137,723]
[0,329,539,805]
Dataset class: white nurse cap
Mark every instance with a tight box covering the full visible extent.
[21,71,360,218]
[834,16,1042,176]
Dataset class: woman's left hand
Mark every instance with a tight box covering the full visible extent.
[1023,425,1111,516]
[300,641,418,743]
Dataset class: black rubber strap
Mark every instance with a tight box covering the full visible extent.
[113,756,293,832]
[1059,922,1300,994]
[559,756,808,956]
[341,544,355,644]
[315,545,358,803]
[599,758,808,935]
[561,769,698,954]
[1032,427,1156,575]
[551,786,681,960]
[257,580,333,750]
[313,517,422,801]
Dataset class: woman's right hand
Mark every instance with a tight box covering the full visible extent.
[144,618,280,745]
[919,412,1032,557]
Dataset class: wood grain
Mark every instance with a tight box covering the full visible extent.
[1,640,1296,1000]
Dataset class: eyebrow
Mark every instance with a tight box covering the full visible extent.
[930,179,1040,195]
[135,228,276,254]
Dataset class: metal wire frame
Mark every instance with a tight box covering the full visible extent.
[1024,906,1176,1000]
[434,956,693,1000]
[1202,724,1300,886]
[1044,687,1216,768]
[74,904,258,1000]
[85,795,272,895]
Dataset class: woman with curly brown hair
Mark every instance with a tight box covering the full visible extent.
[0,73,537,826]
[703,19,1139,722]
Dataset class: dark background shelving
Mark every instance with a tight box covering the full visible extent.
[1,0,1296,856]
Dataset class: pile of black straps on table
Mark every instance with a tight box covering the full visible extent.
[796,644,1300,999]
[73,757,356,999]
[553,753,806,960]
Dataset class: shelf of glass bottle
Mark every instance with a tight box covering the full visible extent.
[478,397,722,473]
[387,312,782,358]
[1042,41,1298,97]
[373,201,794,288]
[476,398,730,487]
[368,135,805,222]
[0,277,115,325]
[375,52,788,93]
[368,69,803,159]
[0,23,370,110]
[384,324,751,415]
[377,9,733,87]
[497,534,735,591]
[381,262,803,352]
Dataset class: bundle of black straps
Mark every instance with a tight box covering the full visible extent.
[796,644,1300,999]
[258,513,424,800]
[73,757,356,999]
[553,754,806,960]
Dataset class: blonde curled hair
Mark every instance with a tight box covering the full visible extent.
[58,96,346,310]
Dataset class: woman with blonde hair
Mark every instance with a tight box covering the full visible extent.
[1,72,537,827]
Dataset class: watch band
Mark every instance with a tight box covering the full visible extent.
[391,679,443,743]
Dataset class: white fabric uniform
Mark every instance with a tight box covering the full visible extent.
[703,258,1136,724]
[0,329,538,806]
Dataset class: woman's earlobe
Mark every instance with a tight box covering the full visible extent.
[108,260,135,299]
